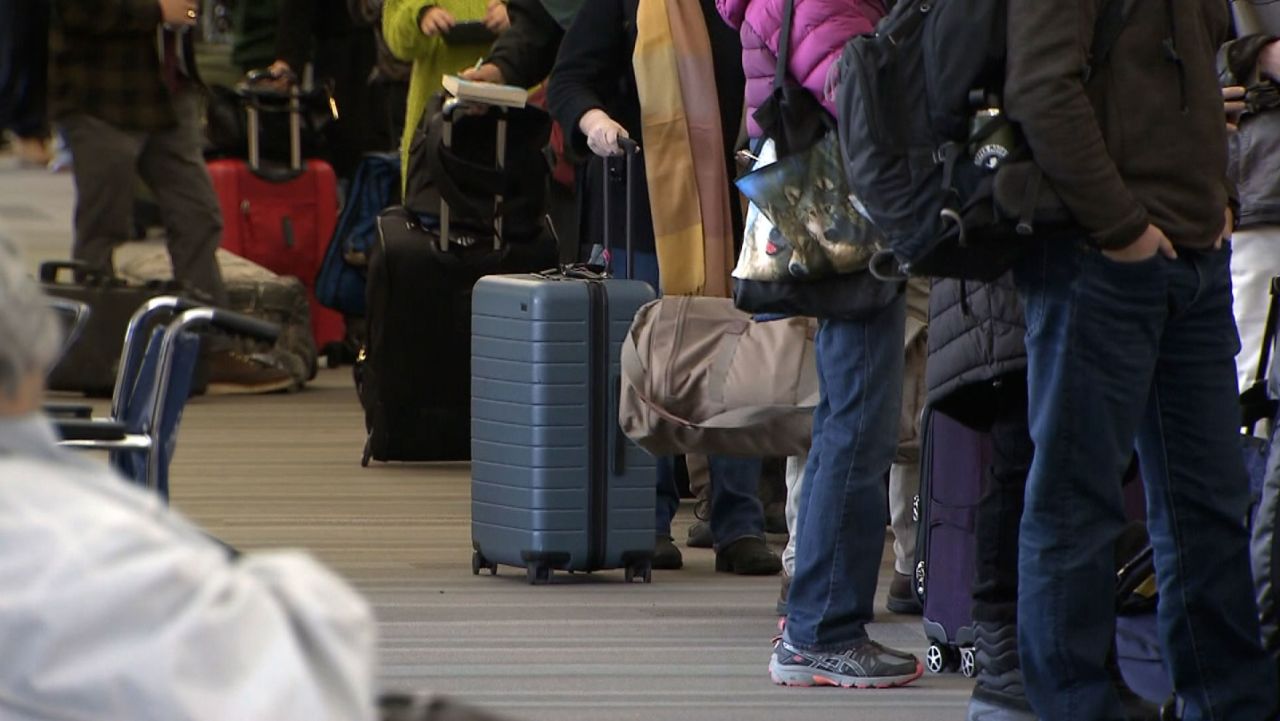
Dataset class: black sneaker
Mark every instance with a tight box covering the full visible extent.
[653,535,683,570]
[886,571,923,615]
[769,637,923,689]
[687,520,713,549]
[966,697,1037,721]
[715,537,782,575]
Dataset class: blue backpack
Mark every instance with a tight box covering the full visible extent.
[316,152,401,316]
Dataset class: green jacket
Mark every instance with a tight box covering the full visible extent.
[383,0,491,187]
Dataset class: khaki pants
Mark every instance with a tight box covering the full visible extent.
[60,88,227,307]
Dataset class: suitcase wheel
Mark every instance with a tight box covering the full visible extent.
[959,646,977,679]
[624,562,653,584]
[472,551,498,577]
[925,643,958,674]
[526,563,553,585]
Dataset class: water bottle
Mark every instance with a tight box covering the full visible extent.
[967,90,1016,170]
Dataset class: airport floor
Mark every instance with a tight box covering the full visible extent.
[1,151,975,720]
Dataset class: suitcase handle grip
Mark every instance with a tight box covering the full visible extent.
[208,309,281,343]
[39,260,112,286]
[616,137,639,155]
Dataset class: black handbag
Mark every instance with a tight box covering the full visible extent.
[750,0,831,159]
[731,0,901,320]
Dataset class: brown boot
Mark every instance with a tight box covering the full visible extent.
[206,350,295,395]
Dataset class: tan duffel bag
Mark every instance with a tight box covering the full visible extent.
[619,296,818,457]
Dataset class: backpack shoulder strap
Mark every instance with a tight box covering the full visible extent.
[1084,0,1134,81]
[773,0,797,92]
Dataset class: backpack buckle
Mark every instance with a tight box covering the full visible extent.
[933,141,962,166]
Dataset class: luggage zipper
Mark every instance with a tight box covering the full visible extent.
[586,280,609,571]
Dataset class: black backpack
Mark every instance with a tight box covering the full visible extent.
[836,0,1129,280]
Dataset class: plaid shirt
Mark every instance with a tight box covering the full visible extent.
[49,1,178,132]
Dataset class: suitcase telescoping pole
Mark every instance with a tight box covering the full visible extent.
[601,139,640,281]
[241,78,304,174]
[439,98,510,253]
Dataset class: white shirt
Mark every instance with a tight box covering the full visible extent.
[0,415,377,721]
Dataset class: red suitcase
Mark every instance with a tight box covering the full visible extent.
[208,85,344,352]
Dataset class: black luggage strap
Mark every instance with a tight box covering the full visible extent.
[1242,277,1280,430]
[532,265,607,281]
[1016,168,1044,236]
[1084,0,1133,83]
[774,0,797,93]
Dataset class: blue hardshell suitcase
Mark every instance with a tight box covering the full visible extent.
[469,142,657,584]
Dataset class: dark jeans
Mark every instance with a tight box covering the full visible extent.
[784,294,906,651]
[611,250,765,549]
[655,456,764,548]
[971,374,1034,625]
[1014,238,1277,721]
[0,0,49,138]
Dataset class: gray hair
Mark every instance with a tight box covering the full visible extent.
[0,237,63,397]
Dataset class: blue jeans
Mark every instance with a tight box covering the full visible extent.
[784,293,906,650]
[1015,239,1278,721]
[655,456,764,547]
[611,250,766,548]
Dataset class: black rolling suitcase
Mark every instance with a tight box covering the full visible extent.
[357,94,556,465]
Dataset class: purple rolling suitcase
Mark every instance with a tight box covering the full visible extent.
[915,402,1149,681]
[914,406,988,678]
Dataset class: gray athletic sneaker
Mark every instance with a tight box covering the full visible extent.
[769,638,924,689]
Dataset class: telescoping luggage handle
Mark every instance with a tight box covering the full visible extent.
[239,70,306,174]
[438,97,512,254]
[602,138,640,281]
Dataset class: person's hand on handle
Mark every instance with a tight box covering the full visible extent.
[580,109,629,157]
[460,63,505,84]
[159,0,199,26]
[484,0,510,33]
[420,6,456,36]
[251,59,296,92]
[1103,224,1178,263]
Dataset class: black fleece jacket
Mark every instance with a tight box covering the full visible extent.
[1006,0,1233,250]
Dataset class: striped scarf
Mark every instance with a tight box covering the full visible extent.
[633,0,735,297]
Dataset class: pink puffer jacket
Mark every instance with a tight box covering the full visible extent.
[717,0,885,137]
